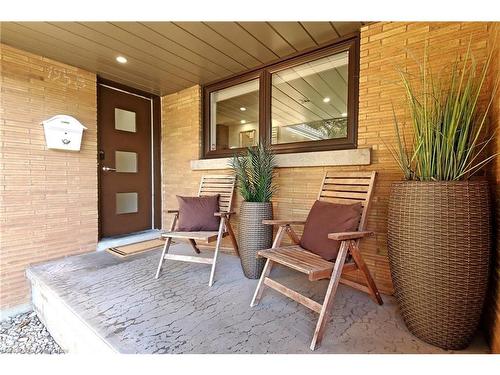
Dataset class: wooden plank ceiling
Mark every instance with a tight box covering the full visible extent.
[0,22,364,96]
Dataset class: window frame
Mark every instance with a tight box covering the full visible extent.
[202,33,359,159]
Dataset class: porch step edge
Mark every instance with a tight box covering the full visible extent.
[26,268,119,354]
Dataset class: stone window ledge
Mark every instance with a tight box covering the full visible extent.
[190,148,371,170]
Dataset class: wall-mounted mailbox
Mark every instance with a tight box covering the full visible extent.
[41,115,87,151]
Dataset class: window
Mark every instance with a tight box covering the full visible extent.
[203,35,359,158]
[271,51,349,145]
[209,79,259,151]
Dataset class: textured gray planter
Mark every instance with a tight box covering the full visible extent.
[387,180,492,350]
[238,202,273,279]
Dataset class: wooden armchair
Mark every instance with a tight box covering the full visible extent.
[155,175,239,286]
[250,171,382,350]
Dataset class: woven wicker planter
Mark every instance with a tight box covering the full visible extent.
[238,202,273,279]
[387,180,491,350]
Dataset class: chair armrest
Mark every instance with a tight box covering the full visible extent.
[328,231,373,241]
[262,219,306,226]
[166,209,179,214]
[214,211,236,217]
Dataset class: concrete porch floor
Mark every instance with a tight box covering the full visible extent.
[27,244,489,354]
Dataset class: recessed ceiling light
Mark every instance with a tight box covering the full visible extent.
[240,107,247,111]
[341,112,348,117]
[116,56,128,64]
[240,120,246,124]
[323,97,331,103]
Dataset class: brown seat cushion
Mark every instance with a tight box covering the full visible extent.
[176,195,220,231]
[300,200,362,261]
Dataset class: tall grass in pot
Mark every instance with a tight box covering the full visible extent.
[387,41,498,350]
[230,143,277,278]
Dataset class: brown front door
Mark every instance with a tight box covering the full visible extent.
[98,84,152,237]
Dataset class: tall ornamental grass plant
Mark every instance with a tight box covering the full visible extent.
[389,41,498,181]
[229,143,277,202]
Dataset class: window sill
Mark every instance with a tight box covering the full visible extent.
[190,148,371,170]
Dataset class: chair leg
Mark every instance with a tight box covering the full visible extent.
[250,225,284,306]
[272,225,287,248]
[349,240,383,305]
[225,220,239,257]
[188,239,201,254]
[310,241,349,351]
[250,258,274,307]
[208,217,225,287]
[155,237,172,279]
[285,225,301,245]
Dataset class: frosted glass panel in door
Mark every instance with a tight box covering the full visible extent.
[116,192,138,214]
[115,108,136,132]
[115,151,137,173]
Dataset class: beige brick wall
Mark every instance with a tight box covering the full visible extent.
[0,44,98,310]
[161,22,495,296]
[161,85,204,212]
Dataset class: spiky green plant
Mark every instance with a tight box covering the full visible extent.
[229,143,277,202]
[388,40,498,181]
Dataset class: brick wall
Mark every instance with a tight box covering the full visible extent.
[486,23,500,354]
[0,44,98,312]
[161,22,495,297]
[161,85,203,217]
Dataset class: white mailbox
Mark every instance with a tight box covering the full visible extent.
[41,115,87,151]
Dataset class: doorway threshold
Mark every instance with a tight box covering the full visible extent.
[97,229,161,252]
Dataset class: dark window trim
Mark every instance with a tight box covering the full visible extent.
[202,33,360,159]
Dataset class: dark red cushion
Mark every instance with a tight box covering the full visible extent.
[176,195,220,231]
[300,200,362,261]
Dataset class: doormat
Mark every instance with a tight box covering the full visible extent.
[107,239,165,258]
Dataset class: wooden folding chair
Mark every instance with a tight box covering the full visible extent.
[155,175,239,286]
[250,171,383,350]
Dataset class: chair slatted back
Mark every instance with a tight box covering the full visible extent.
[198,175,236,213]
[317,171,376,231]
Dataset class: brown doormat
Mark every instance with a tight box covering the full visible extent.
[107,238,165,258]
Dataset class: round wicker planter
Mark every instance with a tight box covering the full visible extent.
[238,202,273,279]
[387,180,491,350]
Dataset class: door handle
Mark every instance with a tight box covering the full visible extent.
[102,166,117,172]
